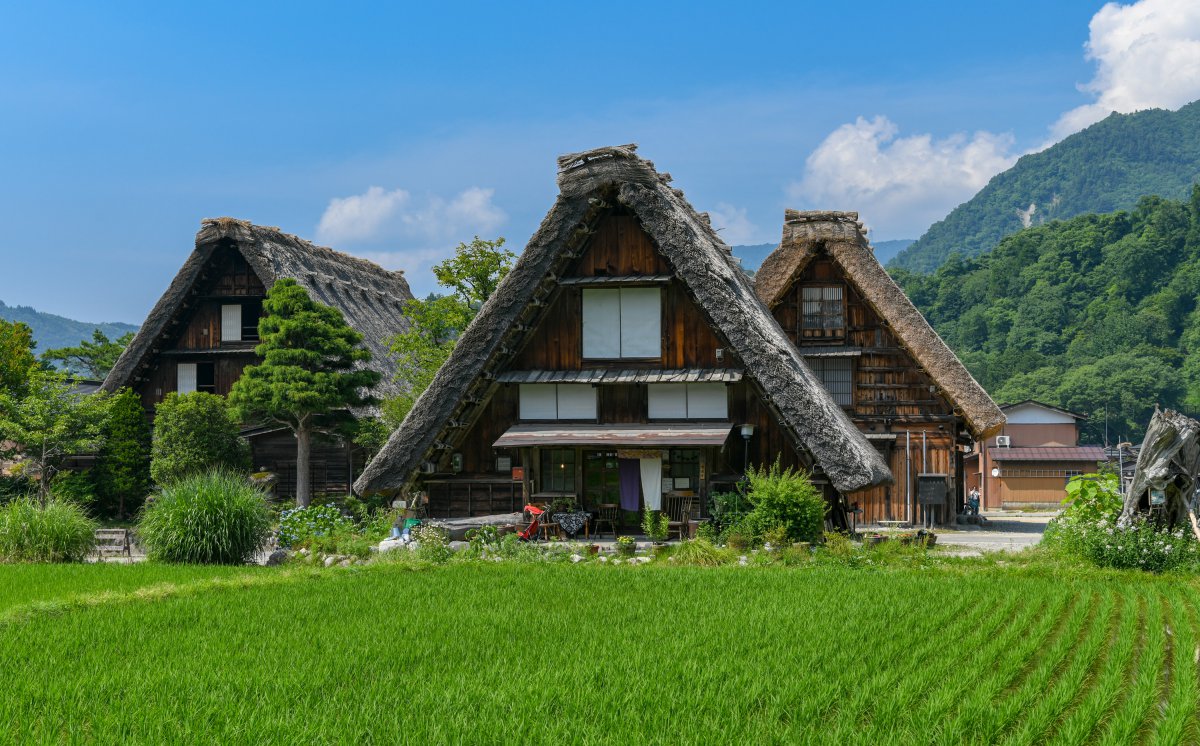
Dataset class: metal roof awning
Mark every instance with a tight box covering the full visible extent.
[496,369,743,385]
[493,423,734,448]
[799,346,864,358]
[990,446,1107,462]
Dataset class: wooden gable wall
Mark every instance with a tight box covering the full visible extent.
[771,253,964,523]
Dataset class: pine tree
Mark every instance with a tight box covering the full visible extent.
[94,388,151,518]
[229,279,380,507]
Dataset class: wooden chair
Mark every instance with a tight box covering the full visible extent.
[93,528,132,560]
[664,494,696,541]
[592,503,620,539]
[536,503,560,541]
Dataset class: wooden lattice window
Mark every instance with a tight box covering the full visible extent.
[540,449,576,493]
[801,286,845,338]
[806,357,853,407]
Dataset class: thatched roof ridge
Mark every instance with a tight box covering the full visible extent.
[755,210,1005,439]
[355,145,892,496]
[102,218,414,399]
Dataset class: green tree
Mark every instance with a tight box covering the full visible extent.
[94,388,151,518]
[0,368,111,501]
[228,279,380,507]
[0,319,38,395]
[150,392,249,486]
[385,236,514,424]
[42,329,135,379]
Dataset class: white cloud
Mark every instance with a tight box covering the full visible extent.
[315,185,506,246]
[789,116,1017,238]
[1051,0,1200,140]
[708,202,764,245]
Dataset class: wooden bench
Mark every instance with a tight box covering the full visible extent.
[93,529,132,559]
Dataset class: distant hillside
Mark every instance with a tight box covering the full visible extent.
[891,100,1200,273]
[893,191,1200,444]
[0,300,138,353]
[734,238,912,271]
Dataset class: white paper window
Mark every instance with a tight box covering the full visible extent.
[619,287,661,358]
[648,383,728,419]
[648,384,688,419]
[582,290,621,359]
[519,384,597,420]
[177,363,197,395]
[519,384,558,420]
[556,385,597,419]
[582,288,661,359]
[221,304,242,342]
[686,383,728,419]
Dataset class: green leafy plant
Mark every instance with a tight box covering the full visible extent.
[137,470,271,564]
[641,509,669,543]
[277,504,355,550]
[0,497,97,562]
[695,520,718,543]
[411,524,451,564]
[49,471,96,510]
[150,392,250,486]
[744,459,826,543]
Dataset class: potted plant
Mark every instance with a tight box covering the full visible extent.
[642,509,670,545]
[616,535,636,556]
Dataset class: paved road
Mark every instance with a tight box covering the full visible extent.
[935,512,1052,553]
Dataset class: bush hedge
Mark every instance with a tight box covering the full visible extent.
[138,470,271,564]
[0,498,97,562]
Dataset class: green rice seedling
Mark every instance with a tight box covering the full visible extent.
[1149,590,1198,746]
[1097,589,1167,745]
[882,586,1070,742]
[1048,588,1142,746]
[0,497,97,562]
[137,469,271,564]
[998,591,1117,745]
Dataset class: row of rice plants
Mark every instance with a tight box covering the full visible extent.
[2,563,1197,743]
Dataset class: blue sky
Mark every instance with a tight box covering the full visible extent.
[1,0,1192,322]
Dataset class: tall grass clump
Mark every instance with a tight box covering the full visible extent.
[138,470,270,564]
[0,498,97,562]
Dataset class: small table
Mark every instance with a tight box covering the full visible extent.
[552,511,590,539]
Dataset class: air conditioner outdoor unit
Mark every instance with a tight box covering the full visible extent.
[995,435,1012,448]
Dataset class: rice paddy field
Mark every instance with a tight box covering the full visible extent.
[3,560,1200,744]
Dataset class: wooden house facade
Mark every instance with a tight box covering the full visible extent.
[355,145,891,521]
[755,211,1005,525]
[102,218,413,498]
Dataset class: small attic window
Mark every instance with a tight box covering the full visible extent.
[801,286,845,338]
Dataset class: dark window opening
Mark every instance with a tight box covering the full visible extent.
[540,448,576,493]
[197,362,216,395]
[242,299,263,341]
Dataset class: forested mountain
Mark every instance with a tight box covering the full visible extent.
[894,190,1200,444]
[892,100,1200,273]
[733,238,911,271]
[0,300,138,356]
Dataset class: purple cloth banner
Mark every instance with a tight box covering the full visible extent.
[618,458,641,511]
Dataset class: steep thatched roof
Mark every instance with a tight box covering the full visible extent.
[355,145,892,496]
[102,218,413,398]
[755,210,1005,439]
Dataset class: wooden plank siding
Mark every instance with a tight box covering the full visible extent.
[772,255,965,524]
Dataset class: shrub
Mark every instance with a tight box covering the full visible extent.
[94,388,151,518]
[1066,514,1198,573]
[0,498,97,562]
[150,393,250,486]
[672,538,735,566]
[49,470,97,510]
[138,470,271,564]
[412,524,451,563]
[744,459,826,542]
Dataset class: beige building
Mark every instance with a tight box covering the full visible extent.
[966,400,1106,510]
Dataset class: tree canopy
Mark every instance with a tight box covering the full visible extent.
[384,236,514,425]
[42,329,134,379]
[896,188,1200,443]
[229,278,380,506]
